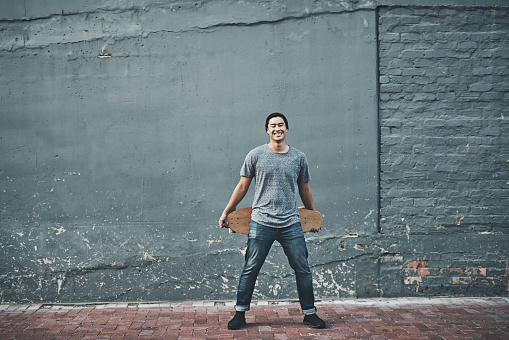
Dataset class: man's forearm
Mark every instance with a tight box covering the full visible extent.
[299,182,315,210]
[219,177,252,228]
[223,177,252,215]
[223,188,247,215]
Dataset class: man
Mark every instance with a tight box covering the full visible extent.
[219,112,326,330]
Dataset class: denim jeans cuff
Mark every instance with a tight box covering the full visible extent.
[302,307,317,315]
[235,305,250,312]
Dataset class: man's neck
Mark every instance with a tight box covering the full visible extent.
[268,141,289,153]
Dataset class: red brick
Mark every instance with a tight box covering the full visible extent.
[1,299,508,339]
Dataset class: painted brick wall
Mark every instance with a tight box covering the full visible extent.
[379,6,509,295]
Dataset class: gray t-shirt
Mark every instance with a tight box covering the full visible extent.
[240,144,311,228]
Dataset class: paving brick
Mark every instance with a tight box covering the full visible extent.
[0,298,508,339]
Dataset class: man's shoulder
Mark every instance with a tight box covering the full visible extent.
[247,144,268,156]
[289,146,307,158]
[252,144,268,152]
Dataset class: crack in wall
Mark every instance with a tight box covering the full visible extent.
[1,246,242,287]
[310,253,379,269]
[0,6,375,53]
[2,0,377,22]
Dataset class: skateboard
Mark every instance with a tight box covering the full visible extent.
[226,207,322,234]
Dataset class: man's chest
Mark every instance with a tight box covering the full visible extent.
[255,155,300,179]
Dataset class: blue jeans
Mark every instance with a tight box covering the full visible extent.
[235,221,317,315]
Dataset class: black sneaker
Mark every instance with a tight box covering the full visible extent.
[303,313,326,329]
[228,311,246,330]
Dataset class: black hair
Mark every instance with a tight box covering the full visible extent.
[265,112,289,130]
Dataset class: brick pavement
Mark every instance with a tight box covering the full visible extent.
[0,297,508,339]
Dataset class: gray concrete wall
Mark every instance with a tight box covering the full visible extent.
[0,0,508,304]
[1,0,378,303]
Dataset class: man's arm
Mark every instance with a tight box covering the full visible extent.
[298,181,320,232]
[219,176,252,228]
[298,181,315,211]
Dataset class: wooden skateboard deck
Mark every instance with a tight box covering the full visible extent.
[226,207,322,234]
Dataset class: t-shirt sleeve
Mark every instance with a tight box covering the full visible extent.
[298,154,311,183]
[240,151,256,178]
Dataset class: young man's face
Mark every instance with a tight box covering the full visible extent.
[266,116,288,142]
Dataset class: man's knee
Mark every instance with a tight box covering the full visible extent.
[288,255,311,275]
